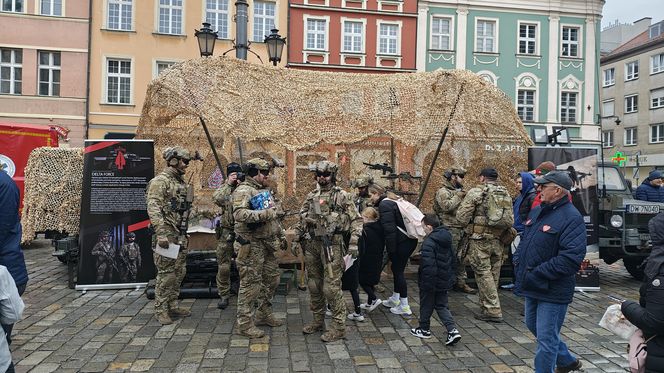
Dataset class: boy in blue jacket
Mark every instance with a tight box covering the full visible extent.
[410,214,461,346]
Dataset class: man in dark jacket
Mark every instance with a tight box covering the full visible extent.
[0,170,28,346]
[635,170,664,203]
[622,212,664,372]
[514,171,586,373]
[410,214,460,345]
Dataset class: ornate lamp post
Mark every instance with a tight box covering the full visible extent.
[195,22,218,57]
[264,29,286,66]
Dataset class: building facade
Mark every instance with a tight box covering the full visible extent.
[601,17,651,55]
[287,0,417,73]
[417,0,603,146]
[600,20,664,184]
[0,0,89,146]
[88,0,288,139]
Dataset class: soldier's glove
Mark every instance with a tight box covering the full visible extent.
[290,241,301,257]
[261,208,277,220]
[456,191,466,198]
[157,236,170,249]
[348,244,359,259]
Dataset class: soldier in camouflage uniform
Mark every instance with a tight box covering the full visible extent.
[232,158,283,339]
[146,146,194,325]
[351,175,374,214]
[213,162,243,310]
[456,168,513,323]
[118,232,141,282]
[433,167,477,295]
[291,161,363,342]
[92,230,114,283]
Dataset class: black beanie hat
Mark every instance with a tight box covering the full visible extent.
[227,162,242,175]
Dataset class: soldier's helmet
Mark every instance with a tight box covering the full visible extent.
[126,232,136,241]
[308,160,338,174]
[351,174,374,188]
[99,230,112,240]
[162,146,192,162]
[244,158,271,172]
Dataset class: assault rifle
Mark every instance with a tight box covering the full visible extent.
[171,184,194,246]
[308,195,335,278]
[362,162,393,175]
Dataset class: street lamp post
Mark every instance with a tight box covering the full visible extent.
[264,29,286,66]
[235,0,249,60]
[194,22,218,57]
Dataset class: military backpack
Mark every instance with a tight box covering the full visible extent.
[483,185,514,229]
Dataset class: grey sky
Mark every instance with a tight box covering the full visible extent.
[601,0,664,29]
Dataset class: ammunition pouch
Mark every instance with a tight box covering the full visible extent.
[472,225,504,238]
[247,222,265,230]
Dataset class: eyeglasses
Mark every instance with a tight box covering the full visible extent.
[259,170,270,176]
[537,184,558,190]
[455,174,465,179]
[317,172,332,178]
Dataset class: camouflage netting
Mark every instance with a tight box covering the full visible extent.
[21,147,84,243]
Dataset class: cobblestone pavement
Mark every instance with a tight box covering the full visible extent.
[11,241,639,372]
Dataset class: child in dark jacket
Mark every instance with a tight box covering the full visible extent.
[358,207,385,312]
[410,214,461,345]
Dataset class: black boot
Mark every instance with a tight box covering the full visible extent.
[217,296,229,310]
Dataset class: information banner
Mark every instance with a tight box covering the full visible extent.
[77,140,155,289]
[528,147,599,245]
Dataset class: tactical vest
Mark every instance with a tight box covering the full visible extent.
[306,187,351,238]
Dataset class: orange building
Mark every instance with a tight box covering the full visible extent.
[287,0,417,73]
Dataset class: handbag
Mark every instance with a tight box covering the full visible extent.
[598,304,638,340]
[628,329,657,373]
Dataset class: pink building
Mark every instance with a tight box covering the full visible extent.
[0,0,89,146]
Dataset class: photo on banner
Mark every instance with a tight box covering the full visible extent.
[77,140,156,289]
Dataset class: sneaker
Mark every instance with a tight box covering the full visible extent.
[555,359,582,373]
[390,304,412,316]
[383,297,400,308]
[500,283,515,290]
[360,299,382,312]
[445,328,461,346]
[347,312,365,322]
[410,327,432,339]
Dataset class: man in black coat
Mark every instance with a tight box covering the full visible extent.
[410,214,461,346]
[622,212,664,372]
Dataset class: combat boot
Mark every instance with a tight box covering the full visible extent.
[255,314,284,327]
[217,296,229,310]
[238,326,265,339]
[454,283,478,294]
[169,307,192,319]
[302,321,324,334]
[320,328,345,342]
[156,312,173,325]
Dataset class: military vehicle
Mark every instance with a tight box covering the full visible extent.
[598,165,660,280]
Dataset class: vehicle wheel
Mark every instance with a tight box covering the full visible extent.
[57,256,68,264]
[623,257,646,281]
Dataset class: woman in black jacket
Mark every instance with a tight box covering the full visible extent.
[622,212,664,373]
[368,184,418,316]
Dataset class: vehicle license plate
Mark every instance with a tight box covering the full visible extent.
[639,234,651,241]
[627,205,660,214]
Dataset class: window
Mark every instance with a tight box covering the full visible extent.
[476,20,496,53]
[650,23,662,39]
[651,124,664,143]
[0,49,22,95]
[305,19,326,50]
[158,0,183,35]
[155,60,176,77]
[107,0,132,30]
[40,0,62,15]
[602,100,615,117]
[603,68,615,86]
[517,89,535,122]
[602,131,614,148]
[206,0,229,39]
[624,128,637,146]
[38,51,60,96]
[106,58,131,104]
[652,88,664,109]
[378,23,398,55]
[1,0,23,12]
[342,20,363,53]
[561,26,579,57]
[431,17,451,50]
[652,53,664,74]
[253,1,275,42]
[625,95,638,113]
[560,92,577,123]
[518,23,537,55]
[625,61,639,80]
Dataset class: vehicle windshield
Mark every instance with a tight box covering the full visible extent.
[598,167,627,191]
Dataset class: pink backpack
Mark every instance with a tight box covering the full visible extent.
[628,329,657,373]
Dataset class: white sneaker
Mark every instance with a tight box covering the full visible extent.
[362,299,382,312]
[383,297,400,308]
[325,305,332,317]
[347,312,365,322]
[390,304,412,316]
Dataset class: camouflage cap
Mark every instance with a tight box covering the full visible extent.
[162,146,192,161]
[308,160,338,174]
[245,158,271,171]
[351,174,374,188]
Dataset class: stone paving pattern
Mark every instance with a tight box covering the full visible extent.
[11,241,638,372]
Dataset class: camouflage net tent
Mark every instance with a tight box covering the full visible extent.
[138,56,532,215]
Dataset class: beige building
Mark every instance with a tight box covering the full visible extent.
[88,0,288,139]
[0,0,89,146]
[600,20,664,184]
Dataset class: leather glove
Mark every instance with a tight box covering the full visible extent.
[348,244,359,259]
[157,236,170,249]
[290,241,301,257]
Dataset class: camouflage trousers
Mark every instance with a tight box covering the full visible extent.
[236,237,280,331]
[449,227,469,285]
[153,237,188,314]
[215,228,234,298]
[95,258,112,283]
[304,237,346,331]
[467,236,504,317]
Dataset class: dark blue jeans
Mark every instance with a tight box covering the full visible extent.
[418,290,455,332]
[524,297,577,373]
